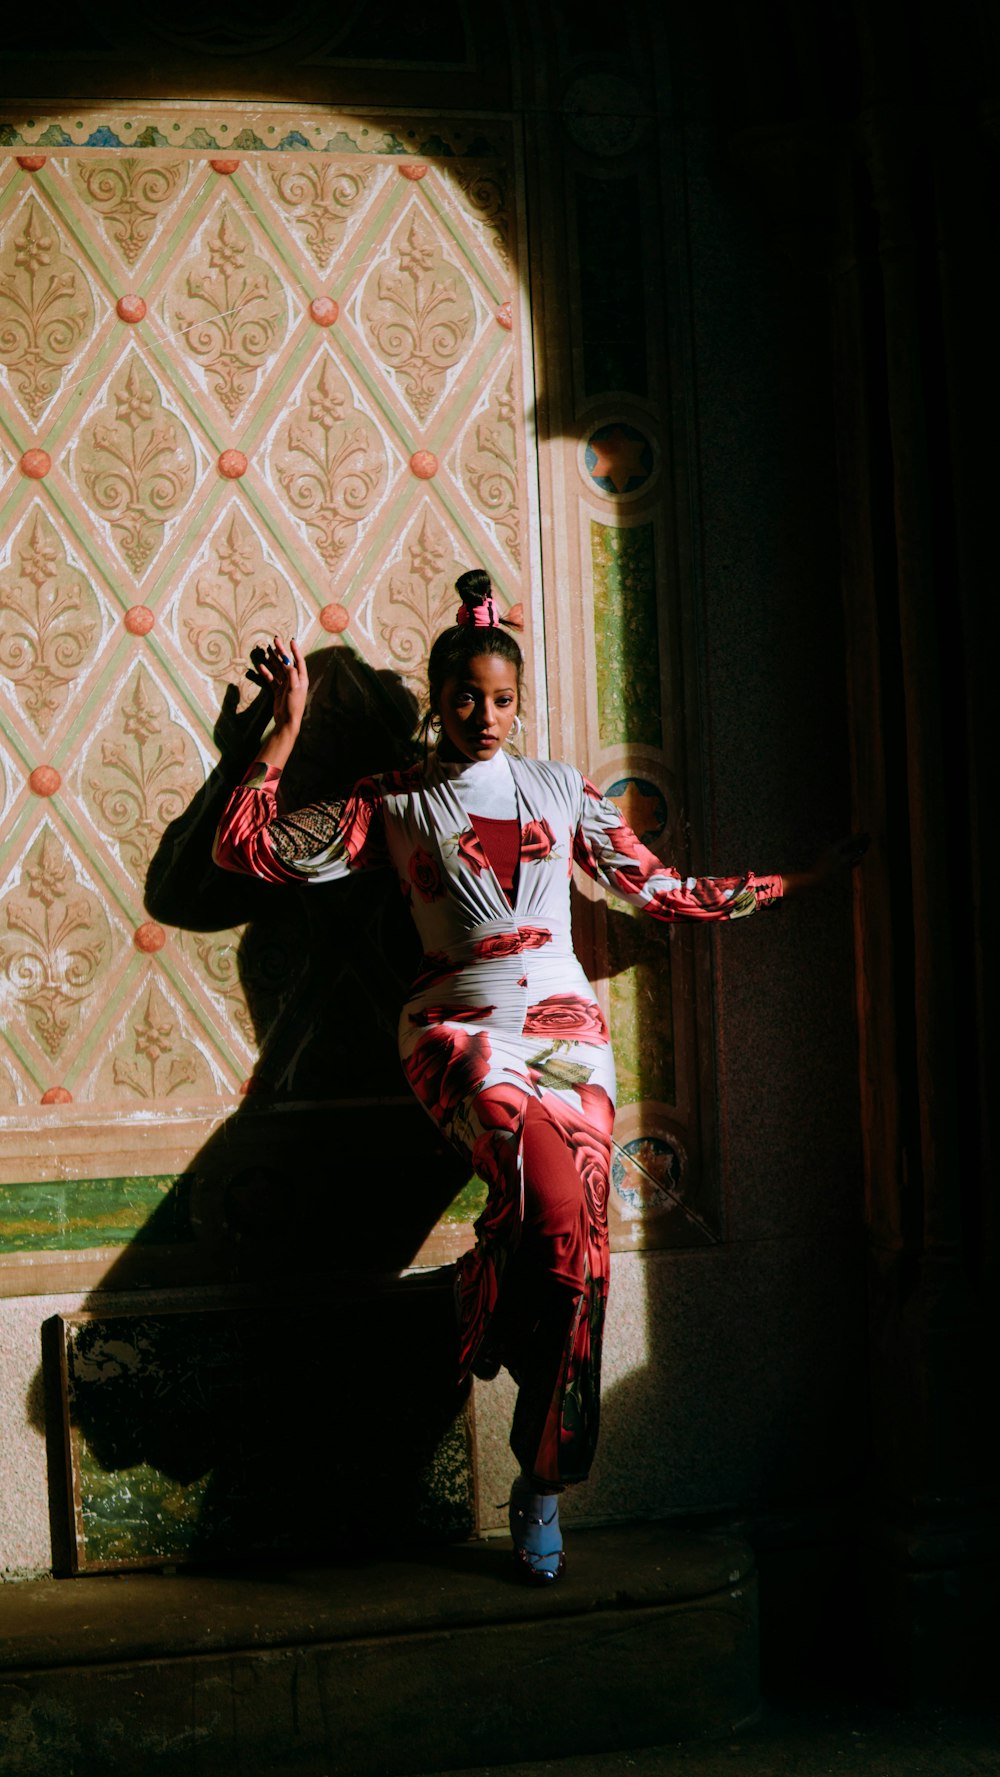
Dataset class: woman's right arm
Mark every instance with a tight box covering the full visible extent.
[212,634,387,885]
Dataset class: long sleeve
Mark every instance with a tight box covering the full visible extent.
[572,776,782,923]
[212,761,388,885]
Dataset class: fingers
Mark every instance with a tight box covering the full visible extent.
[257,634,299,680]
[245,634,304,693]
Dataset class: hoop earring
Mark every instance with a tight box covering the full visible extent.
[429,714,442,734]
[510,715,523,738]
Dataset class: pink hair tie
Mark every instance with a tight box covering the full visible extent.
[456,595,500,627]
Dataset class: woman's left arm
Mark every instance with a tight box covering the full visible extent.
[572,776,866,924]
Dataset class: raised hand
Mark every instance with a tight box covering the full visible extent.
[248,634,308,735]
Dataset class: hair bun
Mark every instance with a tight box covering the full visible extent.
[454,567,521,630]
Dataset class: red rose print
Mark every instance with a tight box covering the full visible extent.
[606,823,648,863]
[403,1026,491,1123]
[456,827,489,875]
[518,925,552,949]
[471,1128,519,1201]
[690,876,734,909]
[573,830,600,873]
[612,861,647,891]
[409,1004,494,1027]
[522,995,609,1043]
[409,846,444,901]
[380,763,425,794]
[543,1094,613,1231]
[475,1079,527,1137]
[412,950,462,990]
[520,818,556,862]
[456,1246,500,1375]
[474,932,524,960]
[577,1082,615,1138]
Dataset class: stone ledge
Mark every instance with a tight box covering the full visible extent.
[0,1524,759,1777]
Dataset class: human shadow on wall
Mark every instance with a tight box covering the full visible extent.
[37,646,477,1575]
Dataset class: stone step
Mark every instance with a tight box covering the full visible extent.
[0,1523,758,1777]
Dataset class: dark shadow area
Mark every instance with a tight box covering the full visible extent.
[34,647,481,1573]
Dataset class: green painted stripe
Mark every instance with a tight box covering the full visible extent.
[607,917,676,1108]
[591,520,662,750]
[0,1173,195,1251]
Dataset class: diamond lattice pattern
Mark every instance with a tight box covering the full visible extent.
[0,141,526,1109]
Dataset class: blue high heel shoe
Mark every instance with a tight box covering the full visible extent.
[509,1476,566,1584]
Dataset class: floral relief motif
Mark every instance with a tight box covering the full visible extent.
[0,826,109,1059]
[376,510,463,682]
[71,158,186,266]
[459,364,520,565]
[189,930,254,1047]
[109,978,210,1099]
[452,165,511,268]
[266,160,378,269]
[0,199,95,420]
[85,668,202,878]
[77,358,196,576]
[180,513,297,707]
[0,510,101,735]
[363,213,474,421]
[274,355,386,568]
[171,205,287,416]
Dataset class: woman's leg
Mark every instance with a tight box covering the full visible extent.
[506,1094,609,1491]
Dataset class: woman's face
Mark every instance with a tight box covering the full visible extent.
[436,653,520,763]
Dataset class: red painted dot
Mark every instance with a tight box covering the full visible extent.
[398,163,428,180]
[29,765,61,797]
[21,449,50,479]
[309,296,339,326]
[40,1086,72,1105]
[134,921,166,953]
[124,605,155,635]
[17,155,46,171]
[496,300,513,330]
[240,1076,272,1098]
[116,293,146,323]
[210,158,240,175]
[218,449,248,479]
[409,450,438,480]
[319,603,349,634]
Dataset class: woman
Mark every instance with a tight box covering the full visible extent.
[213,569,864,1583]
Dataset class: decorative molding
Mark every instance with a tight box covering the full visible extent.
[272,353,387,568]
[0,508,101,736]
[83,667,202,879]
[0,825,110,1061]
[0,112,511,157]
[169,204,288,417]
[76,356,197,576]
[0,198,95,421]
[71,157,188,266]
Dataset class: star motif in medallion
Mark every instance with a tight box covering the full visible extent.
[607,777,666,844]
[586,424,652,494]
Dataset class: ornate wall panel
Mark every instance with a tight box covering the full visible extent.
[0,79,712,1291]
[0,108,537,1290]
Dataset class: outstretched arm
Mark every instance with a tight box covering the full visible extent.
[573,776,867,923]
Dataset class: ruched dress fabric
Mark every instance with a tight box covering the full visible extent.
[213,751,782,1490]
